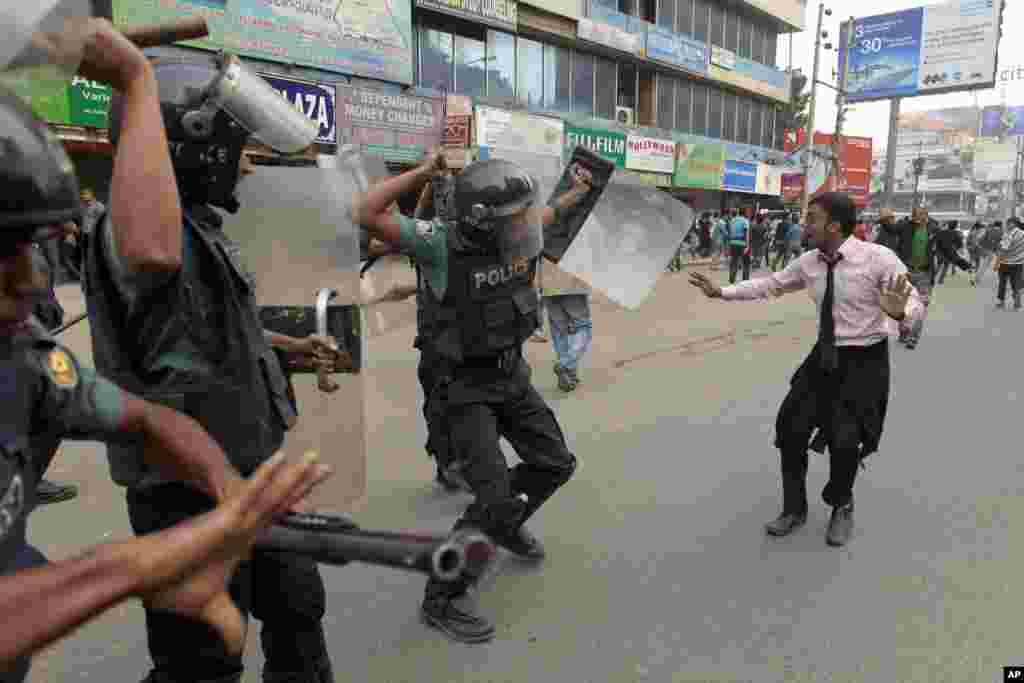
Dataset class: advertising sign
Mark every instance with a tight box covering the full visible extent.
[838,0,1005,103]
[475,106,564,158]
[674,142,726,190]
[711,46,737,71]
[111,0,415,84]
[783,129,874,207]
[261,75,336,145]
[710,53,790,103]
[980,104,1024,138]
[626,135,676,174]
[7,75,112,128]
[756,164,783,196]
[416,0,516,32]
[578,17,643,56]
[723,160,758,193]
[337,87,444,163]
[565,124,627,168]
[645,26,709,75]
[973,138,1017,182]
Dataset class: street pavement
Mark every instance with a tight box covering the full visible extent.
[27,265,1023,683]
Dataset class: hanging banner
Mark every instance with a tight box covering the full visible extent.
[674,142,726,190]
[626,135,676,174]
[337,86,444,163]
[723,160,758,193]
[111,0,415,84]
[416,0,517,31]
[261,75,336,145]
[565,124,627,168]
[838,0,1005,103]
[475,106,564,158]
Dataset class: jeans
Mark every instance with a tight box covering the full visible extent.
[547,296,592,373]
[997,263,1023,305]
[728,244,750,283]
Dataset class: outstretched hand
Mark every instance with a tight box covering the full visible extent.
[879,273,912,320]
[688,271,722,299]
[141,451,330,656]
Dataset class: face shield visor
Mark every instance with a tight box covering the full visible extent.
[464,189,543,267]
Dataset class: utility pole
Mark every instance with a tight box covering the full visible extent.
[830,21,852,194]
[911,140,925,210]
[799,2,829,220]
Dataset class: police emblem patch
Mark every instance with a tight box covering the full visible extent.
[46,349,78,389]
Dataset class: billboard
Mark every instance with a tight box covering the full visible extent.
[838,0,1005,103]
[111,0,414,84]
[782,130,874,207]
[980,105,1024,138]
[476,106,564,159]
[336,87,443,163]
[5,75,112,128]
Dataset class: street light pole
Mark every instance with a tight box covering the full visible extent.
[800,2,828,220]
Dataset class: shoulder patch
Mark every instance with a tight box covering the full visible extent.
[415,220,436,239]
[46,348,79,389]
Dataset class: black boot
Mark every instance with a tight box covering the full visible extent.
[420,579,495,644]
[765,472,808,537]
[826,499,854,547]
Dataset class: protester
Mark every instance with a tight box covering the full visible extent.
[995,217,1024,311]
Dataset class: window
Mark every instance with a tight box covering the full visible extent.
[595,57,618,119]
[691,82,707,136]
[751,25,764,65]
[724,9,738,53]
[454,34,486,98]
[750,100,764,147]
[708,3,723,47]
[486,30,516,98]
[638,68,655,126]
[765,31,778,67]
[516,37,544,108]
[544,44,572,112]
[692,0,709,42]
[658,0,675,31]
[738,16,753,59]
[657,73,675,129]
[736,96,749,144]
[418,27,453,93]
[707,86,722,139]
[676,79,692,133]
[618,0,636,14]
[618,62,637,110]
[573,52,595,115]
[722,91,736,141]
[677,0,693,36]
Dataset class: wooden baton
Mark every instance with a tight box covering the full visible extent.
[120,16,209,48]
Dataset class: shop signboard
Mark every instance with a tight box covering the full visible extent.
[7,75,112,128]
[337,86,444,163]
[710,52,790,103]
[261,75,336,145]
[674,141,726,190]
[645,25,709,76]
[723,160,758,193]
[475,106,564,158]
[111,0,415,84]
[755,163,783,196]
[416,0,517,31]
[626,135,676,174]
[565,124,627,168]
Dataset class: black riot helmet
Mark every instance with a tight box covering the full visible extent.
[0,85,80,238]
[109,52,317,214]
[453,158,543,265]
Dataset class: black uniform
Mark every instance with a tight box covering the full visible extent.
[1,322,128,683]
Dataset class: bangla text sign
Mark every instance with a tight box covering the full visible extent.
[336,87,443,163]
[416,0,517,31]
[111,0,415,84]
[475,106,564,158]
[838,0,1005,103]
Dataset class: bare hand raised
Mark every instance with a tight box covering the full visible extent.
[879,272,912,320]
[688,271,722,299]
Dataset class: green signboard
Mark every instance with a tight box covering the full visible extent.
[564,124,626,168]
[674,141,725,190]
[7,75,112,128]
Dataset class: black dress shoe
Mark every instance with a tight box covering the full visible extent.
[764,510,807,537]
[36,479,78,505]
[490,524,546,560]
[826,502,854,547]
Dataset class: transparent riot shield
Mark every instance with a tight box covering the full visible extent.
[219,163,365,511]
[558,172,694,310]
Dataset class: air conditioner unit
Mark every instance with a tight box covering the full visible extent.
[615,106,635,127]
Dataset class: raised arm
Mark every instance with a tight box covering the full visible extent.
[353,153,445,247]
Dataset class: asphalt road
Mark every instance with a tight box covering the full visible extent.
[27,266,1022,683]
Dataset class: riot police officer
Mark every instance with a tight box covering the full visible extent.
[0,16,329,680]
[354,152,590,643]
[85,53,345,682]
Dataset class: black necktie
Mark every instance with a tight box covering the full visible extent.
[818,252,844,373]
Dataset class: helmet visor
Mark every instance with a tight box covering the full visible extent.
[489,206,544,266]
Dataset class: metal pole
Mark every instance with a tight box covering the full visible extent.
[882,98,900,212]
[831,21,850,192]
[800,2,826,220]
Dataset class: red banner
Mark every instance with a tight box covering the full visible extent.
[782,130,874,208]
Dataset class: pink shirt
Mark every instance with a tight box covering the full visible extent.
[720,237,924,346]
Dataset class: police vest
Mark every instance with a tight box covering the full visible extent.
[85,206,296,486]
[419,230,540,364]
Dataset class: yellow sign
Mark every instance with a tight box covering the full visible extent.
[46,348,78,389]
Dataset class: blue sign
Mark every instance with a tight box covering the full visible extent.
[261,75,337,145]
[723,160,757,193]
[732,55,787,91]
[981,105,1024,137]
[839,8,924,101]
[646,26,709,76]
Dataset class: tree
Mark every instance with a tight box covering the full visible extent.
[778,70,810,138]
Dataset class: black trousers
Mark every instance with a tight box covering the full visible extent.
[728,245,751,283]
[775,342,890,510]
[997,263,1022,303]
[127,483,331,683]
[425,357,576,598]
